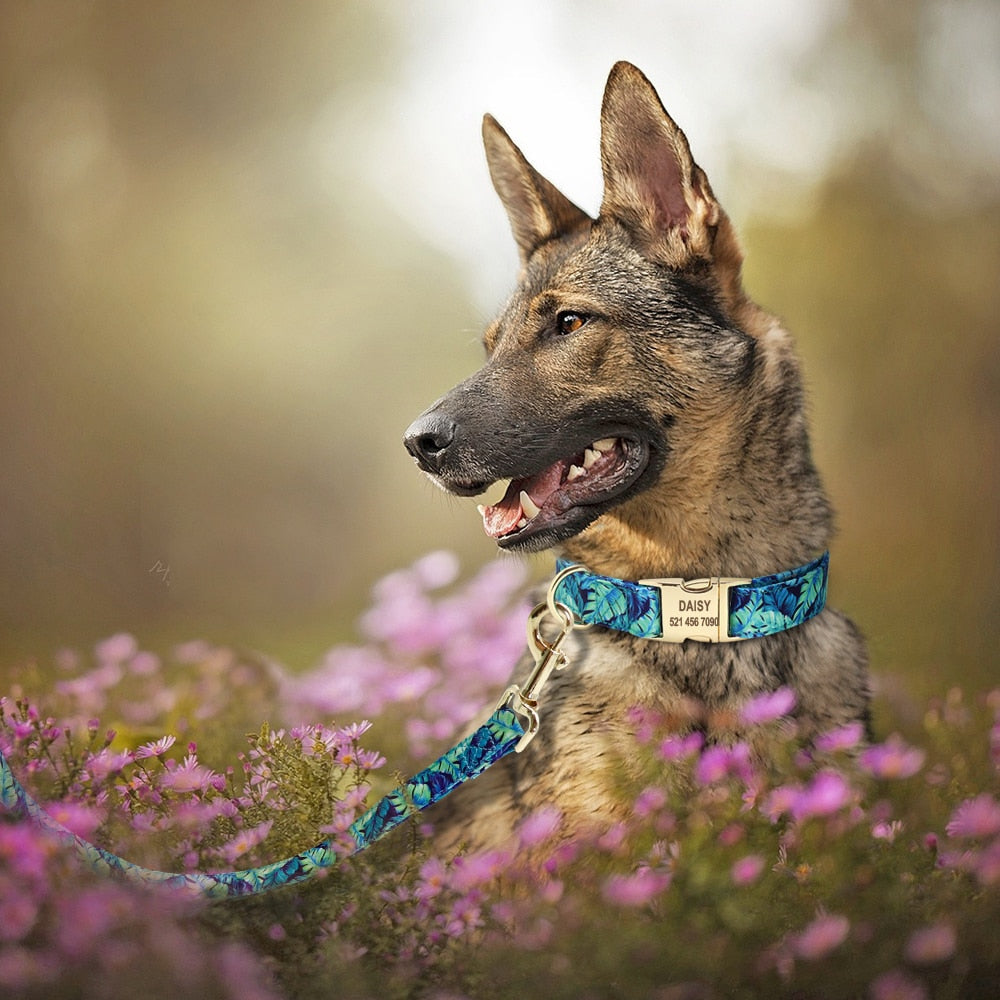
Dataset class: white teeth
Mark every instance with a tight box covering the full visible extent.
[592,437,616,453]
[519,490,541,520]
[567,464,586,482]
[516,518,528,529]
[477,504,487,516]
[583,448,601,469]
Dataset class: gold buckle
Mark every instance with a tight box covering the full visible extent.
[639,576,752,643]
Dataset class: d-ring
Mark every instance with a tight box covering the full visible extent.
[546,564,593,630]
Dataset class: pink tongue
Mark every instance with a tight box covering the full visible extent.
[481,460,569,538]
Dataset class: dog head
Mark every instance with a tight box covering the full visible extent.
[405,63,781,562]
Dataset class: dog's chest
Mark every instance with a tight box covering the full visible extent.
[534,626,771,750]
[552,627,731,706]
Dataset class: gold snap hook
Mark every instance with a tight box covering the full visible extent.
[499,597,581,752]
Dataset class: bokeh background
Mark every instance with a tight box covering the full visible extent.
[1,0,997,700]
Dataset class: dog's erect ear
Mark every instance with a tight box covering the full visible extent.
[599,62,721,267]
[483,114,592,264]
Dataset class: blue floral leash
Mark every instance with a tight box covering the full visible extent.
[0,708,526,899]
[0,553,826,898]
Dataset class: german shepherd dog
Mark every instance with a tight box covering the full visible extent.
[404,63,870,853]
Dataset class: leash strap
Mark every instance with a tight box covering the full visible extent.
[552,552,828,643]
[0,707,524,899]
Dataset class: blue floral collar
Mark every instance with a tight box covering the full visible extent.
[552,552,829,643]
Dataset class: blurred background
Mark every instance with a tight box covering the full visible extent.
[1,0,997,699]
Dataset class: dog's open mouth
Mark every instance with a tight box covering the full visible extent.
[476,436,648,548]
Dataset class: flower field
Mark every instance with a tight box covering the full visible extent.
[2,553,998,999]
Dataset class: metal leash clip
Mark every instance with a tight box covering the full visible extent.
[499,566,589,752]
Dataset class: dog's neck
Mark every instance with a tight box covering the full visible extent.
[559,452,830,583]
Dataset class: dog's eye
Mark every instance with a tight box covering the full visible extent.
[556,311,587,335]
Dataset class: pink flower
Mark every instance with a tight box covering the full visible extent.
[695,742,752,786]
[173,639,213,663]
[740,687,796,725]
[791,770,853,821]
[871,820,904,843]
[815,721,865,753]
[659,731,704,761]
[597,822,629,853]
[451,849,510,891]
[294,725,335,757]
[134,734,177,760]
[339,784,371,813]
[937,847,977,874]
[283,649,389,716]
[415,856,449,901]
[9,720,35,740]
[793,913,850,960]
[859,735,925,779]
[381,667,437,703]
[627,705,662,744]
[539,878,564,904]
[717,822,745,847]
[352,748,386,770]
[404,717,437,757]
[219,820,274,864]
[517,807,562,848]
[869,968,928,1000]
[54,886,127,957]
[44,801,104,840]
[634,786,668,817]
[904,923,956,965]
[976,839,1000,885]
[696,745,731,784]
[160,754,217,793]
[602,867,671,907]
[946,793,1000,839]
[762,782,801,822]
[0,824,55,880]
[411,550,460,589]
[543,840,580,873]
[55,647,80,672]
[335,720,373,744]
[94,632,138,664]
[731,854,766,886]
[127,651,161,676]
[83,748,134,781]
[445,894,484,937]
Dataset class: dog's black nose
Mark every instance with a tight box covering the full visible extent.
[403,412,457,473]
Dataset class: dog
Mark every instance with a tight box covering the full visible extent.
[403,62,870,853]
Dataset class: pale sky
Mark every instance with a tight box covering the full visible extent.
[314,0,1000,309]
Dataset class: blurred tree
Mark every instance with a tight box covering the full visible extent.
[0,3,489,656]
[740,0,1000,695]
[745,168,1000,697]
